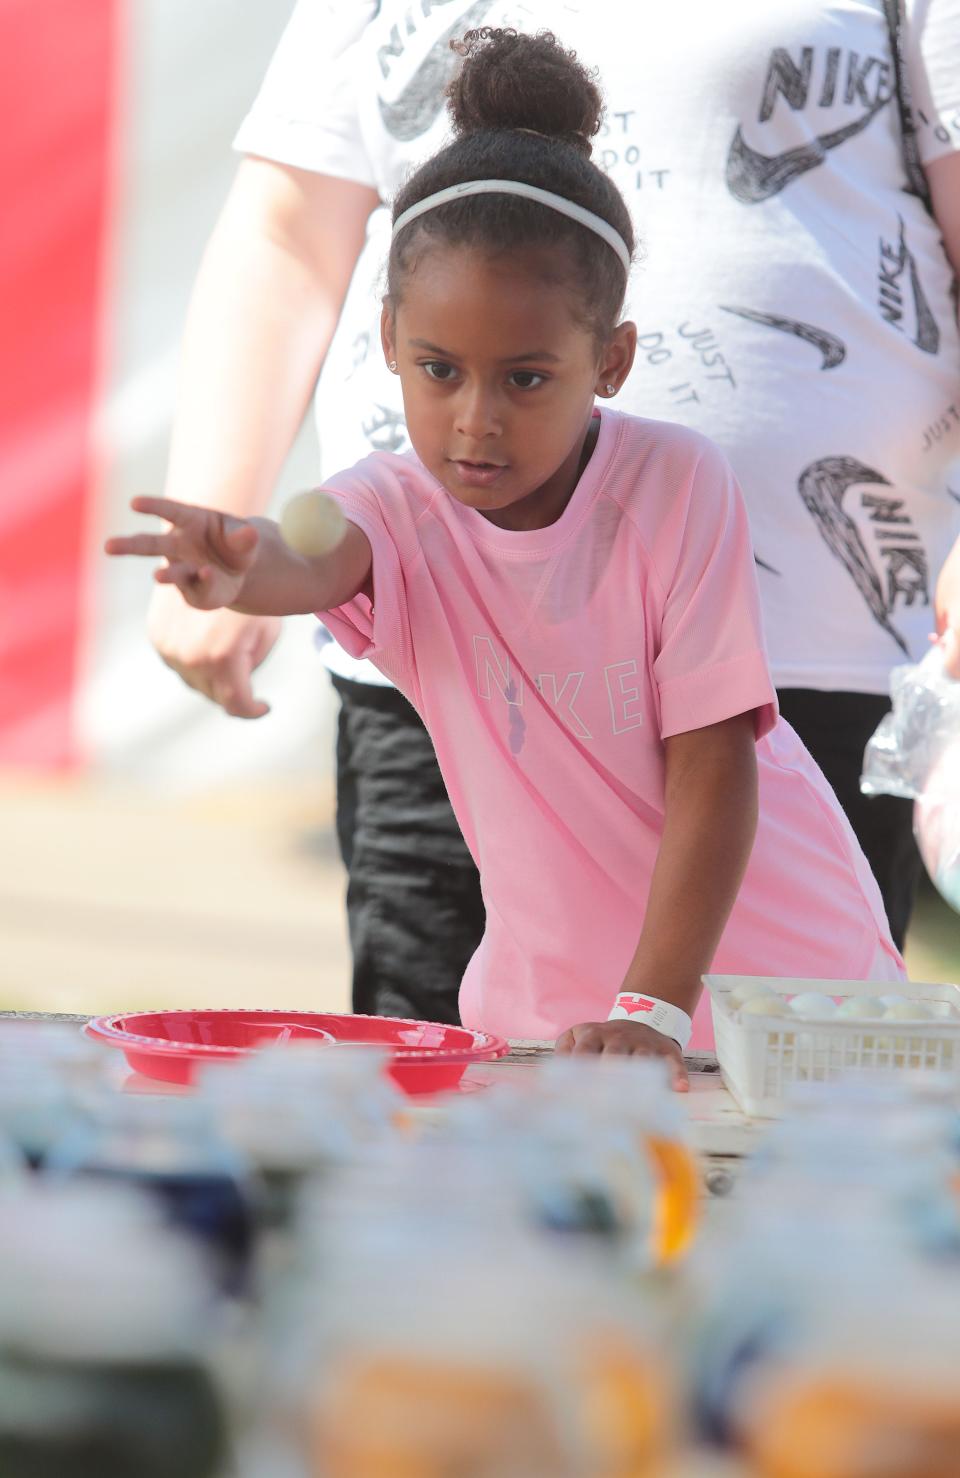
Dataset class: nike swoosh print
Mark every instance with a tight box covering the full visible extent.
[881,217,941,356]
[719,305,846,370]
[363,405,408,453]
[378,0,495,141]
[905,251,940,356]
[798,456,908,655]
[726,96,890,204]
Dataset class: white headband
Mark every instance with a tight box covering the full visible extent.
[391,178,631,276]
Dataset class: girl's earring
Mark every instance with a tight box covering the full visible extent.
[388,360,398,373]
[604,383,616,396]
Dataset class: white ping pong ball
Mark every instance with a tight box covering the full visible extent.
[280,491,347,557]
[788,992,838,1019]
[835,996,885,1020]
[883,1000,934,1021]
[729,981,777,1008]
[739,994,791,1018]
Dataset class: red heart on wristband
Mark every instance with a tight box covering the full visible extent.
[617,996,655,1015]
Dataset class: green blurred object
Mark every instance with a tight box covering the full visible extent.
[904,874,960,984]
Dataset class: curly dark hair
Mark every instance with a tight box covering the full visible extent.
[388,28,636,339]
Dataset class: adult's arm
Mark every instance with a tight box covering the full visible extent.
[148,158,379,716]
[927,152,960,279]
[928,150,960,676]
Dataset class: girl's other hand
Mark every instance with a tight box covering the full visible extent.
[934,536,960,678]
[104,497,259,611]
[554,1020,689,1091]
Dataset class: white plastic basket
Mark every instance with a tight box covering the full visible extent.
[705,976,960,1118]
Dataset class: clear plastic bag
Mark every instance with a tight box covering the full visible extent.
[861,646,960,912]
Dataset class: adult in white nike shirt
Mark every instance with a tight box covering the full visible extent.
[148,0,960,1025]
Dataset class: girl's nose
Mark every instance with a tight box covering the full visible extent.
[454,384,501,440]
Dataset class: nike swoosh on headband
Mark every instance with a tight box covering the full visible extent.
[392,179,632,273]
[718,305,846,369]
[726,95,890,204]
[377,0,495,142]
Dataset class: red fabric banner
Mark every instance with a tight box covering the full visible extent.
[0,0,118,766]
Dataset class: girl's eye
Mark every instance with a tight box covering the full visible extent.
[508,370,546,389]
[422,361,458,382]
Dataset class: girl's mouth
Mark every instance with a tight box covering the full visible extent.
[450,459,507,487]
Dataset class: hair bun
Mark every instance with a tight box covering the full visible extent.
[447,28,602,156]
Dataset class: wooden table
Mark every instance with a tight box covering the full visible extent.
[1,1014,766,1195]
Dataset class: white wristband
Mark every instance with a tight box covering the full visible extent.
[607,993,693,1052]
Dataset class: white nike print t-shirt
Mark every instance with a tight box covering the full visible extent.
[235,0,960,694]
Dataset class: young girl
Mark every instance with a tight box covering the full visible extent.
[107,28,905,1087]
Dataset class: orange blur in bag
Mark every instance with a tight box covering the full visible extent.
[645,1135,700,1264]
[310,1344,669,1477]
[310,1357,565,1476]
[745,1373,960,1478]
[580,1338,670,1476]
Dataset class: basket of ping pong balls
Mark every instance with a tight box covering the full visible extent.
[703,976,960,1116]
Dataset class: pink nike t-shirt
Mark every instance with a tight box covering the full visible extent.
[321,410,904,1047]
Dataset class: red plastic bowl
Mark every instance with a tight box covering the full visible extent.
[84,1010,508,1095]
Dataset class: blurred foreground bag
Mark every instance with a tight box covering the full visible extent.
[862,646,960,912]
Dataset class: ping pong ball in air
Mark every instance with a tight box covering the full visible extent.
[788,992,838,1019]
[280,491,347,557]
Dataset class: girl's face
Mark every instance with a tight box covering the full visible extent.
[382,246,636,531]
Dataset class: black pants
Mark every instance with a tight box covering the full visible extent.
[332,675,485,1023]
[777,688,921,951]
[332,677,918,1026]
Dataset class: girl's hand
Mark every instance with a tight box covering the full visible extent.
[554,1020,689,1091]
[104,497,259,611]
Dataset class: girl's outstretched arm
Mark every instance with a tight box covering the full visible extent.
[148,161,378,718]
[556,712,759,1088]
[105,497,372,617]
